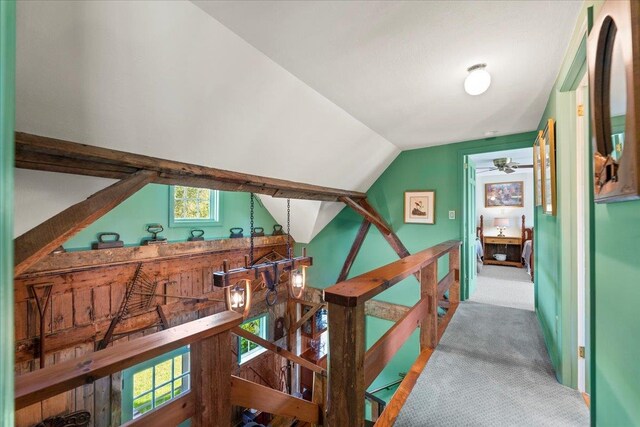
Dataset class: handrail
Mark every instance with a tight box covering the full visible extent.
[324,240,461,307]
[15,310,243,410]
[325,239,461,426]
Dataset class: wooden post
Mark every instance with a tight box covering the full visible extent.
[312,371,327,427]
[327,303,365,426]
[449,246,460,305]
[420,262,438,350]
[191,331,232,427]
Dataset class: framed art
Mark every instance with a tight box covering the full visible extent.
[484,181,524,208]
[533,131,544,207]
[540,118,557,215]
[404,190,435,224]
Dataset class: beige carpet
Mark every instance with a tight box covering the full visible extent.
[470,265,534,311]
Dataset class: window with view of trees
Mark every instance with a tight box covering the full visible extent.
[238,314,268,364]
[169,185,221,227]
[122,346,190,423]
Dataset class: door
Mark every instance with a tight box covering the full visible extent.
[463,156,477,299]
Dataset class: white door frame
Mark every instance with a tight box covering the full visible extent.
[576,73,589,393]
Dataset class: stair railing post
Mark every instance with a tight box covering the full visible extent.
[327,301,365,426]
[449,246,461,305]
[191,331,232,426]
[420,262,438,350]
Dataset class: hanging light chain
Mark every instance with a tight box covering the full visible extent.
[250,193,255,265]
[286,198,291,258]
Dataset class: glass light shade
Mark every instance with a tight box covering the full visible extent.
[231,286,245,308]
[464,67,491,96]
[291,269,304,289]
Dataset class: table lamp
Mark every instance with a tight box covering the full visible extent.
[493,218,510,237]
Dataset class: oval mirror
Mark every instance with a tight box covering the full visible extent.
[608,26,626,162]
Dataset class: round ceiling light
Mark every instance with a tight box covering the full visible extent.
[464,63,491,96]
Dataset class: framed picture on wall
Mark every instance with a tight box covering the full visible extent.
[533,131,544,207]
[404,190,435,224]
[484,181,524,207]
[540,119,557,215]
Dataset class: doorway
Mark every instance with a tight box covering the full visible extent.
[467,148,535,310]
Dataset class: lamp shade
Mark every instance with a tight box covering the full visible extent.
[493,218,510,227]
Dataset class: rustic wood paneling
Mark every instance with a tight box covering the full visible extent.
[14,238,289,426]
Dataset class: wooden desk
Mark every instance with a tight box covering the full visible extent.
[483,236,523,267]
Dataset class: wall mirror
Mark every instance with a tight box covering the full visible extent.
[588,0,639,203]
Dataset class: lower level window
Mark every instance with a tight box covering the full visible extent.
[238,314,268,364]
[122,346,190,422]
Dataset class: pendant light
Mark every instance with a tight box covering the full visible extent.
[213,194,313,311]
[464,63,491,96]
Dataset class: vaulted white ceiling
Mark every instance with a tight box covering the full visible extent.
[15,1,581,243]
[194,0,582,149]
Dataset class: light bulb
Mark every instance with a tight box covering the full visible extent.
[291,270,304,288]
[464,64,491,96]
[231,286,245,308]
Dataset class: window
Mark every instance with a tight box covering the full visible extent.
[169,186,221,227]
[238,314,268,365]
[122,346,190,423]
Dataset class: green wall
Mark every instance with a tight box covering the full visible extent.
[0,1,15,425]
[306,131,536,392]
[63,186,278,250]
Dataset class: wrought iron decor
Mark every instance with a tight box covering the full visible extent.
[34,411,91,427]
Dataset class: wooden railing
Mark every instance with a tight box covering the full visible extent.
[324,240,461,426]
[14,309,325,426]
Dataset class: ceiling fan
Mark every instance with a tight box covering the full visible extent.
[477,157,533,174]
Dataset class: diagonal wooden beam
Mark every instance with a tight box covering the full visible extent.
[340,197,391,235]
[232,326,325,374]
[358,198,411,258]
[14,170,155,277]
[291,302,325,333]
[337,219,371,282]
[15,132,366,202]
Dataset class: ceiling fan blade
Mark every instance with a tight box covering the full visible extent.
[477,169,497,174]
[515,165,534,168]
[504,167,516,174]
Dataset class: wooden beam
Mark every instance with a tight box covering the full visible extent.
[230,376,320,424]
[291,302,325,333]
[15,132,366,202]
[232,326,325,374]
[13,170,155,277]
[324,240,461,307]
[374,349,434,427]
[327,303,365,426]
[340,197,391,235]
[420,263,438,351]
[337,219,371,283]
[364,300,411,323]
[437,270,455,299]
[192,331,231,426]
[437,302,458,341]
[364,298,427,387]
[311,371,327,427]
[213,256,312,288]
[358,199,410,258]
[15,310,243,409]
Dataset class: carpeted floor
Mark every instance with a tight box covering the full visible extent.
[471,265,534,311]
[394,301,589,426]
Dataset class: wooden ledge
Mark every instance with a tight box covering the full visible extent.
[18,235,289,277]
[324,240,461,307]
[15,310,243,409]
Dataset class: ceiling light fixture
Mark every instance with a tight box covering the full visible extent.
[464,63,491,96]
